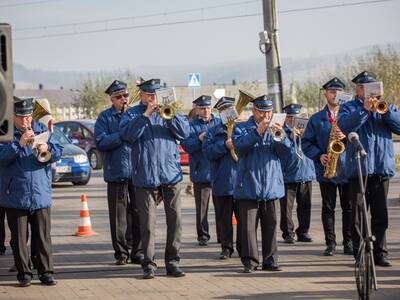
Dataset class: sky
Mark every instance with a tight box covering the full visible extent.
[1,0,400,72]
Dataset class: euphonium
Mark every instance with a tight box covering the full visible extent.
[323,121,345,179]
[226,90,254,161]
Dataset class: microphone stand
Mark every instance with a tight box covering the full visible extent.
[354,148,377,298]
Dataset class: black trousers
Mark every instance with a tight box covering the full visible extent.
[0,207,5,252]
[125,181,142,257]
[135,184,182,269]
[279,182,312,239]
[238,199,277,267]
[348,176,389,259]
[6,207,53,279]
[193,182,220,242]
[213,195,241,254]
[319,182,352,247]
[107,182,130,260]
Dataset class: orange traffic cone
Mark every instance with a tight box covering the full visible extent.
[232,212,237,225]
[75,194,97,236]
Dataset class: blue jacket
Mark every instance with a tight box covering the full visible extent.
[95,106,131,183]
[337,97,400,178]
[232,116,290,201]
[181,115,220,183]
[280,124,316,184]
[301,106,347,184]
[119,102,190,188]
[202,123,238,196]
[0,121,63,211]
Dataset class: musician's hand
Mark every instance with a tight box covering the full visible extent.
[198,132,206,142]
[37,143,49,153]
[19,130,34,148]
[225,138,234,150]
[335,128,346,140]
[363,97,375,112]
[273,122,283,130]
[257,119,269,136]
[293,128,302,138]
[144,101,157,117]
[320,154,329,167]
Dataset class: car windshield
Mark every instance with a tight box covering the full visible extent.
[81,121,95,131]
[52,126,71,146]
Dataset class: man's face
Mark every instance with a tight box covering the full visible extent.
[356,85,364,99]
[140,90,157,106]
[285,115,294,128]
[197,106,211,120]
[324,89,339,106]
[14,115,32,131]
[252,107,272,123]
[110,90,129,111]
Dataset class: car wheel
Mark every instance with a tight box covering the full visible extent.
[89,149,103,170]
[72,171,91,186]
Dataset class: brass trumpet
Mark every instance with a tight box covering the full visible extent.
[157,104,175,120]
[25,127,52,163]
[372,98,388,114]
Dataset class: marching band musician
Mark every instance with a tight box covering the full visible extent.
[94,80,143,266]
[202,96,241,259]
[120,79,189,279]
[302,78,353,257]
[0,97,63,287]
[338,71,400,267]
[232,95,290,273]
[181,95,221,246]
[279,104,316,244]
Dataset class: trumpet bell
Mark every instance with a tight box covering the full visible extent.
[159,104,175,120]
[272,128,286,142]
[375,100,388,114]
[33,148,52,163]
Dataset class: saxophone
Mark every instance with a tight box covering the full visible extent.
[323,118,345,179]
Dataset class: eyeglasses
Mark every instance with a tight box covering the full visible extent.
[113,93,129,100]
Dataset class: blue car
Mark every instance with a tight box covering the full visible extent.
[51,126,91,185]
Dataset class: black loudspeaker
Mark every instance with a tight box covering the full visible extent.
[0,23,13,142]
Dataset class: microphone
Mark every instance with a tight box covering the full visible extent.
[348,132,367,157]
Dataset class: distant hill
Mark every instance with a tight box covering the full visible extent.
[13,43,400,89]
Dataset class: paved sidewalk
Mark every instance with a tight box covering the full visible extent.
[0,172,399,299]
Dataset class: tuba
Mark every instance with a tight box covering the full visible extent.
[226,90,254,161]
[323,118,345,179]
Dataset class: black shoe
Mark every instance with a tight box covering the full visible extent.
[131,253,145,265]
[115,257,128,265]
[166,266,185,277]
[9,265,17,272]
[283,236,295,244]
[143,267,155,279]
[17,274,32,287]
[297,234,313,243]
[39,273,57,286]
[323,245,336,256]
[0,246,5,255]
[242,261,257,273]
[262,260,282,272]
[219,248,231,260]
[375,256,392,267]
[343,245,354,255]
[198,240,208,246]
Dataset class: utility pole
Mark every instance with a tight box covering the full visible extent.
[261,0,284,112]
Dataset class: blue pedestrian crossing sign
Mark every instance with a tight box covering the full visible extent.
[187,73,201,87]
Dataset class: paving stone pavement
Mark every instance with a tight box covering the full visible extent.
[0,171,399,299]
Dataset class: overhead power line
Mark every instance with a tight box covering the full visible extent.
[0,0,64,8]
[14,0,260,32]
[13,0,396,41]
